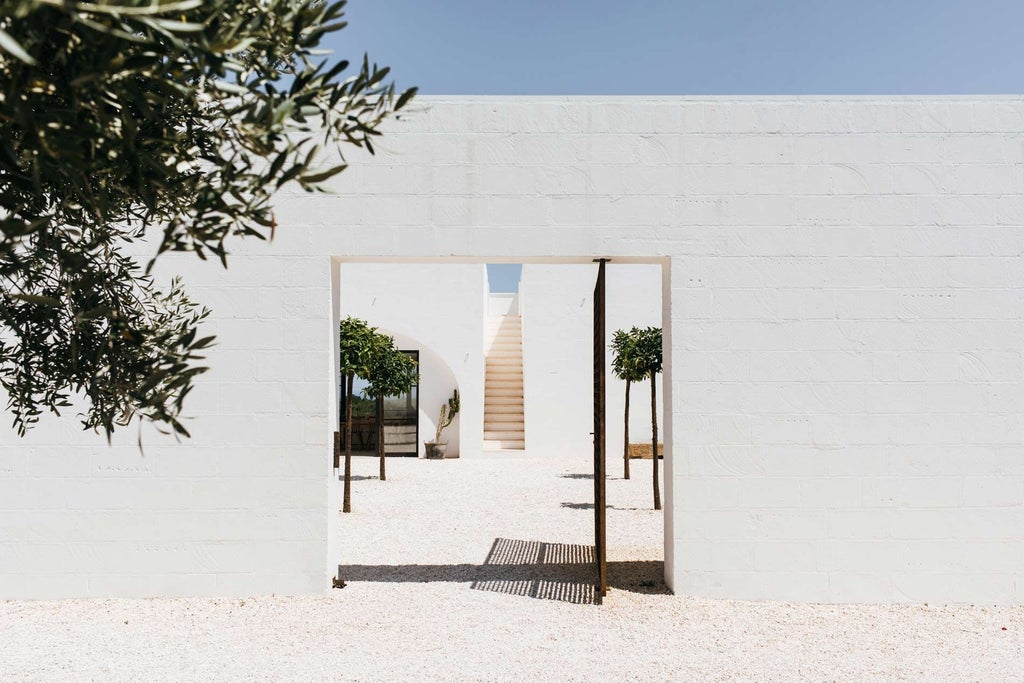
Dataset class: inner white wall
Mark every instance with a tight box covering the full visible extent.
[521,264,663,462]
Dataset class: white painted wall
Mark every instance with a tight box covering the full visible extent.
[2,96,1023,604]
[1,248,332,598]
[521,263,663,463]
[338,263,486,457]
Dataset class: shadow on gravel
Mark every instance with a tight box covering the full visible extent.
[337,538,669,605]
[559,473,626,481]
[560,502,651,512]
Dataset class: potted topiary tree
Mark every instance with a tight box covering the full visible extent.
[424,389,459,459]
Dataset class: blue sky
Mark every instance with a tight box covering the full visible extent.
[336,1,1024,291]
[339,0,1024,95]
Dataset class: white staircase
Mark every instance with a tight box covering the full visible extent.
[484,314,525,450]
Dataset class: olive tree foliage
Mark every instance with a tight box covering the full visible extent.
[0,0,415,438]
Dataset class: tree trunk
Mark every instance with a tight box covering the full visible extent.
[343,373,354,513]
[377,395,386,481]
[623,379,631,480]
[651,373,661,511]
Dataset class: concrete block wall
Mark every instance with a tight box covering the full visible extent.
[339,96,1024,604]
[2,96,1023,603]
[0,245,333,598]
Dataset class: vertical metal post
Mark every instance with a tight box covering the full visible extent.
[593,258,608,597]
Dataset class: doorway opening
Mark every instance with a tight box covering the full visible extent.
[330,257,672,601]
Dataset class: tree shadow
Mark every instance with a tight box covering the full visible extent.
[561,502,652,512]
[559,473,627,482]
[337,537,668,605]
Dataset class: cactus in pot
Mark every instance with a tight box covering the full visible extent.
[425,389,460,459]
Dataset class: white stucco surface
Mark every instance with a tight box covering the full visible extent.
[2,96,1023,603]
[521,263,663,461]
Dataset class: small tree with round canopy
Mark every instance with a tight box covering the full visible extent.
[631,326,664,510]
[611,327,648,480]
[364,339,418,482]
[338,316,382,513]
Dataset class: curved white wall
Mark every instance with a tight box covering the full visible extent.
[385,330,461,457]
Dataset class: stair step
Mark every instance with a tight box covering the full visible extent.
[484,409,524,416]
[487,395,524,405]
[486,355,523,363]
[484,440,526,450]
[484,413,524,423]
[484,421,524,429]
[484,430,525,440]
[485,374,523,383]
[483,385,524,395]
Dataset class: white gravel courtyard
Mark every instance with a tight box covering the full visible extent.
[2,449,1022,681]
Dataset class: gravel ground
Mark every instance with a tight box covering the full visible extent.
[2,449,1022,682]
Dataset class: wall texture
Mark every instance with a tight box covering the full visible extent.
[0,248,332,598]
[521,264,663,460]
[2,96,1023,603]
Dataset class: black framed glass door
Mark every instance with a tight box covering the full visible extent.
[340,350,419,457]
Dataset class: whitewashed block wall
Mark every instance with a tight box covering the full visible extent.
[2,96,1022,603]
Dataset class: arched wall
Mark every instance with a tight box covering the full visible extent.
[338,263,485,458]
[382,330,461,457]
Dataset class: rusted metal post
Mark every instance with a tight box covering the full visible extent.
[623,378,631,480]
[593,258,608,597]
[377,395,386,481]
[651,373,661,511]
[343,373,354,513]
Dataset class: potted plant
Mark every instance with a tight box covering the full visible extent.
[424,389,460,459]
